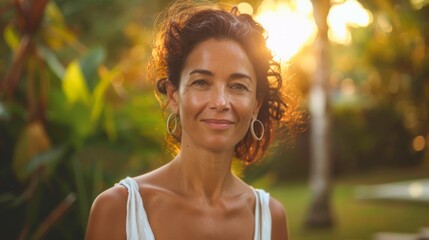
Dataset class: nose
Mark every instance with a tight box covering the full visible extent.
[209,85,230,112]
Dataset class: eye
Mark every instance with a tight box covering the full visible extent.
[189,79,211,89]
[191,79,209,87]
[230,82,249,91]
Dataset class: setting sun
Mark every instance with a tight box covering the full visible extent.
[254,0,316,62]
[237,0,372,61]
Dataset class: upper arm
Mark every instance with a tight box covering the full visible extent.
[269,197,289,240]
[85,185,128,240]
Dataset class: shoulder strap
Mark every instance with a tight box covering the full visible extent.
[253,189,272,240]
[118,177,155,240]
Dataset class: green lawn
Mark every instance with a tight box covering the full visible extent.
[269,166,429,240]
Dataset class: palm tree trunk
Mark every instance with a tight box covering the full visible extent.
[305,0,334,228]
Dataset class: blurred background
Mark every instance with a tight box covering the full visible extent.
[1,0,428,239]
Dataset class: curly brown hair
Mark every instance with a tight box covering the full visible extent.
[148,0,299,165]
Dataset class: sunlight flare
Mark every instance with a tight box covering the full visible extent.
[328,0,373,45]
[255,0,317,62]
[251,0,372,61]
[237,2,254,15]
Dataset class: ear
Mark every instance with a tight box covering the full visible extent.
[166,80,179,114]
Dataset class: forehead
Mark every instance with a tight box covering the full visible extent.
[181,39,256,78]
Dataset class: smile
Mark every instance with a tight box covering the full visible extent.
[201,119,235,130]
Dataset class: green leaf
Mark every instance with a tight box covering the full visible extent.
[46,89,93,147]
[79,47,106,92]
[38,44,65,79]
[103,105,117,141]
[26,145,69,177]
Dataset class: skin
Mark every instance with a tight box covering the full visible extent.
[85,39,289,240]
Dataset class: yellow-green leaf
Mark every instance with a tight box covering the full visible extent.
[43,25,76,49]
[90,67,116,124]
[45,1,66,26]
[3,24,19,50]
[62,60,90,104]
[42,2,77,49]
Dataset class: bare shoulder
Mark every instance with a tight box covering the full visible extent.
[269,196,286,219]
[85,185,128,240]
[91,184,128,213]
[269,196,289,240]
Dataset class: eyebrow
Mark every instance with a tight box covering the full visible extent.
[189,69,252,82]
[230,73,252,82]
[189,69,214,76]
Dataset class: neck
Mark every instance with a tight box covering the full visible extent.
[168,148,236,202]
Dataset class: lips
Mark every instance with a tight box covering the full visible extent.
[201,119,235,130]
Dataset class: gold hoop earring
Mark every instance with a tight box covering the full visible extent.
[250,118,264,141]
[167,113,177,134]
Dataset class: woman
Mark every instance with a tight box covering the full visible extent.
[86,1,294,239]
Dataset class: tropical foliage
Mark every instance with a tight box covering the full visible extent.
[0,0,428,238]
[0,0,166,238]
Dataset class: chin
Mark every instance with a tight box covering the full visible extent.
[199,139,237,153]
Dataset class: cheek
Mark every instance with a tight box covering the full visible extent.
[179,91,208,115]
[233,96,257,120]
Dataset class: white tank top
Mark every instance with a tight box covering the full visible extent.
[118,177,272,240]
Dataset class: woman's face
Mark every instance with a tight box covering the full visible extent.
[168,39,260,153]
